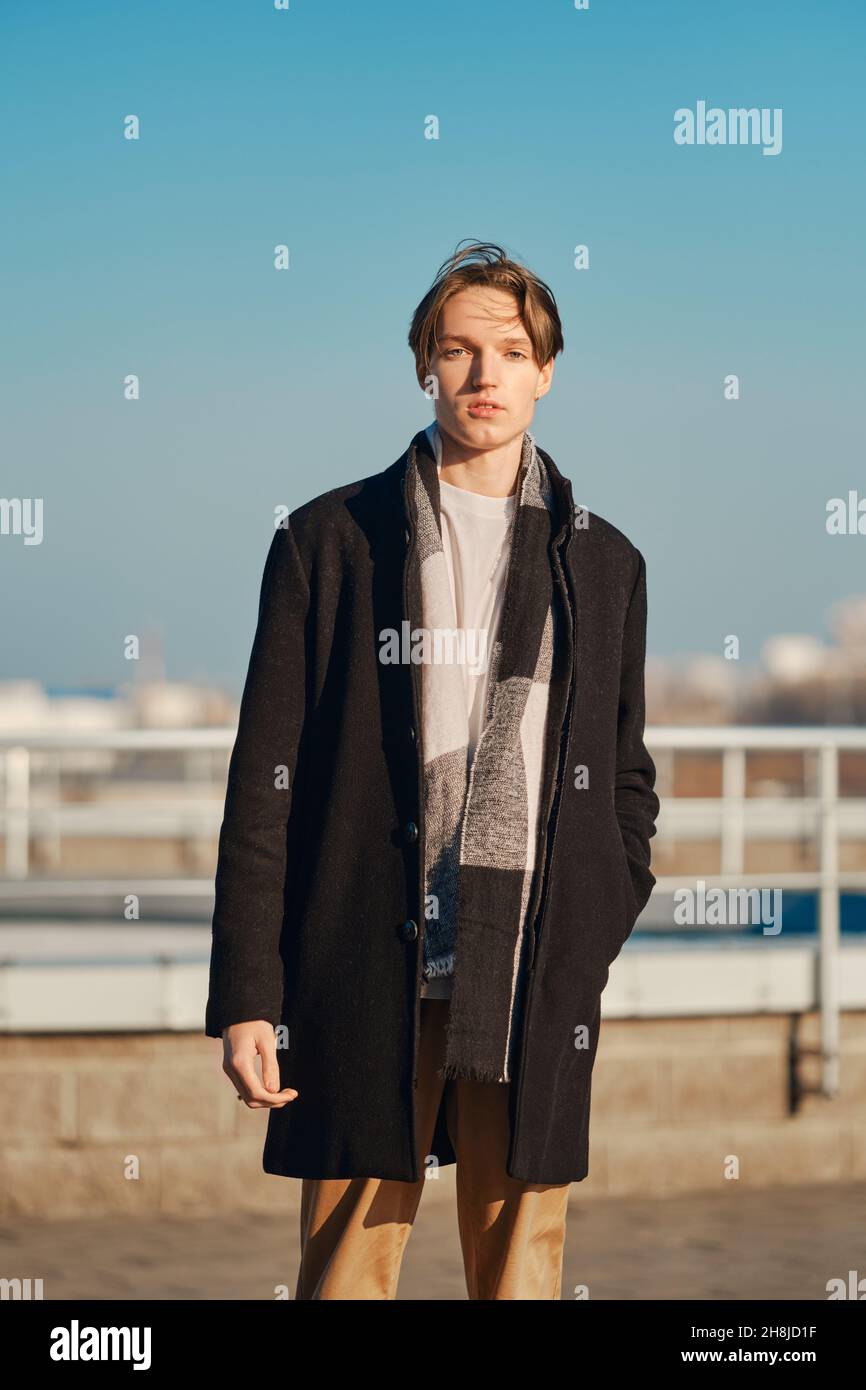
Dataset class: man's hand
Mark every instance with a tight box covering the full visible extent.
[222,1021,299,1109]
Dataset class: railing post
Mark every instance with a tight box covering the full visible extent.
[818,743,840,1098]
[4,746,31,879]
[720,746,746,875]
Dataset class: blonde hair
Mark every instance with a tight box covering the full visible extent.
[408,240,564,383]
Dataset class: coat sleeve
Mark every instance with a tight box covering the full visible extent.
[204,519,310,1038]
[614,548,659,923]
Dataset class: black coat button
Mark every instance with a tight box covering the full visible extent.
[399,919,418,942]
[408,725,416,743]
[404,820,418,844]
[404,528,411,544]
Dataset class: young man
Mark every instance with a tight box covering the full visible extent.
[205,241,659,1300]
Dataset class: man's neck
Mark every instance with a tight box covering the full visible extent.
[436,427,524,499]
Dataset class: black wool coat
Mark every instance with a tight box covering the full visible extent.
[205,428,660,1185]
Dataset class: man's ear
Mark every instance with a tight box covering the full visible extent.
[535,357,555,401]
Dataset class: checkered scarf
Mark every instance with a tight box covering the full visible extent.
[406,426,562,1083]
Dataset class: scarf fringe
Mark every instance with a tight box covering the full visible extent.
[423,952,454,980]
[439,1060,506,1084]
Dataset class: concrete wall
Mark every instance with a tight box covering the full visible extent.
[2,1012,865,1218]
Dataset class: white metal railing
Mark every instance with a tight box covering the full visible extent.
[1,725,865,1093]
[645,726,866,1099]
[0,729,234,879]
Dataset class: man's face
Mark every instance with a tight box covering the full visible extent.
[421,286,554,452]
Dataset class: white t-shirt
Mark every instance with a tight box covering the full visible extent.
[437,475,515,761]
[420,425,516,1001]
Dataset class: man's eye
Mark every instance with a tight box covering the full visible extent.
[442,347,525,359]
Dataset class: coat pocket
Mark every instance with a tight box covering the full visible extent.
[590,832,639,973]
[615,831,639,920]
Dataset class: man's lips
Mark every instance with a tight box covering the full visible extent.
[467,402,504,416]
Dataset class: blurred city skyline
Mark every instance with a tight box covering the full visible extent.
[4,586,866,732]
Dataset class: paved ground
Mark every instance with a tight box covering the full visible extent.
[1,1181,862,1300]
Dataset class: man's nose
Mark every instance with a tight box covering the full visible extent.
[472,355,500,387]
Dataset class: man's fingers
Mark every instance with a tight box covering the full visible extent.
[234,1063,297,1107]
[241,1091,296,1109]
[226,1053,298,1107]
[220,1022,299,1107]
[258,1034,284,1096]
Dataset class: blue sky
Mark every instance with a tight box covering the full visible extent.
[2,0,863,692]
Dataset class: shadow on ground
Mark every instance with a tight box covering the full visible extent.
[1,1182,861,1300]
